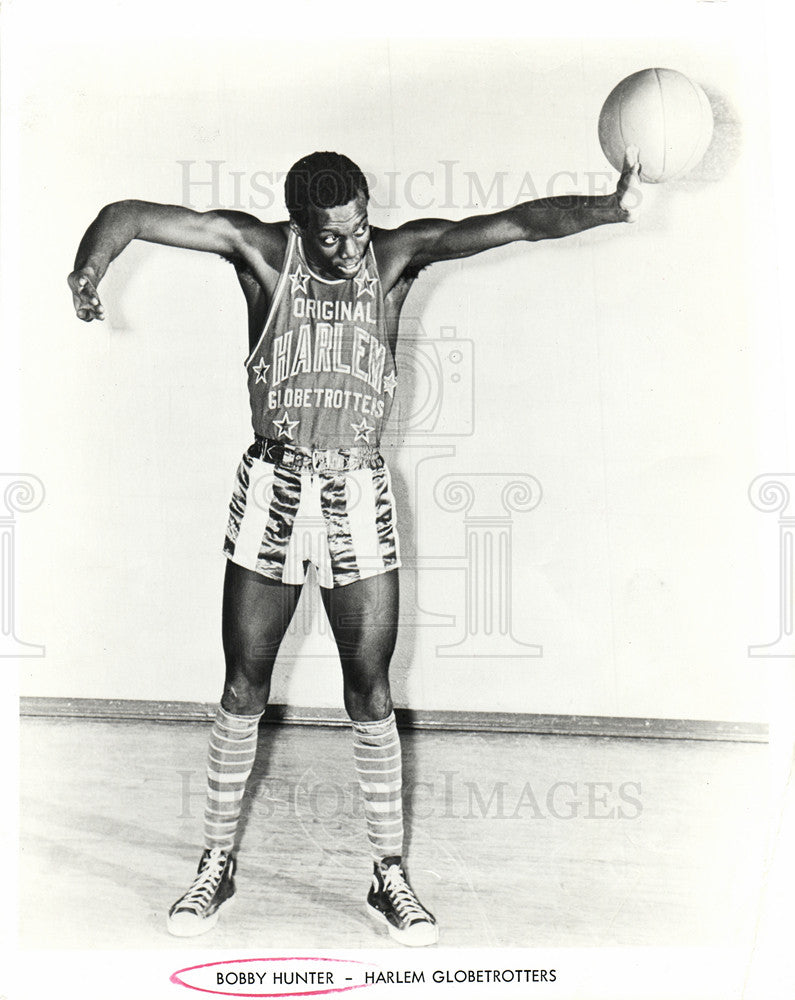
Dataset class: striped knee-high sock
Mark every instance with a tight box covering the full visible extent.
[352,712,403,861]
[203,705,263,852]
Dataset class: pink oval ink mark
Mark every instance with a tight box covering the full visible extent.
[170,956,377,998]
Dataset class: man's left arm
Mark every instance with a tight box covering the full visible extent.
[381,148,640,278]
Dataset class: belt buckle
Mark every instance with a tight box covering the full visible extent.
[312,450,327,473]
[316,450,350,473]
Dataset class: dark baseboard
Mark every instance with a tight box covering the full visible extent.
[18,697,769,744]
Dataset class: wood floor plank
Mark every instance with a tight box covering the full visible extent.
[19,719,769,951]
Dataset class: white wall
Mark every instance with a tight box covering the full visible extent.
[8,34,783,722]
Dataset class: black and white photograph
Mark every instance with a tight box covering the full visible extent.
[3,1,793,997]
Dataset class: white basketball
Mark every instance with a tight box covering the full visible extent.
[598,68,714,183]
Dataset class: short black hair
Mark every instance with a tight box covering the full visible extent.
[285,151,369,229]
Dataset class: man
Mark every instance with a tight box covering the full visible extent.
[68,148,641,946]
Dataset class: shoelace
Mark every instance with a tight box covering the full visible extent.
[177,850,227,914]
[381,865,431,924]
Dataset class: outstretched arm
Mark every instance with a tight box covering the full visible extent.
[378,148,641,283]
[68,201,284,321]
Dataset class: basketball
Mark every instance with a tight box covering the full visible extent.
[598,68,714,183]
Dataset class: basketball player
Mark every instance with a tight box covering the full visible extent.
[68,148,641,946]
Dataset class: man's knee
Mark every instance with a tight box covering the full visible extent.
[344,670,393,721]
[222,671,271,715]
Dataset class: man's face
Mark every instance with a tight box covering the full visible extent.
[297,191,371,280]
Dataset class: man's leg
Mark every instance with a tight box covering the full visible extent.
[320,568,397,722]
[167,560,302,937]
[320,570,439,947]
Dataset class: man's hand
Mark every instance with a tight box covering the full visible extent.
[616,145,642,223]
[68,268,105,322]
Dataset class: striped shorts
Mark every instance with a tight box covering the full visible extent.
[223,449,401,588]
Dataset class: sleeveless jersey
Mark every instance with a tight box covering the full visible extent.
[245,231,397,450]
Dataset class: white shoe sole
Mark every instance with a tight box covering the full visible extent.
[366,903,439,947]
[166,895,235,938]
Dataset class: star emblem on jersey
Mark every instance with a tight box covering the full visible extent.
[289,266,310,295]
[253,357,270,384]
[351,417,375,443]
[354,271,378,299]
[382,370,397,397]
[273,411,299,440]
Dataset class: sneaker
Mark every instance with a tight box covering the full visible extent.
[166,848,236,937]
[366,856,439,947]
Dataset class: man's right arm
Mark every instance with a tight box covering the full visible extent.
[68,200,284,321]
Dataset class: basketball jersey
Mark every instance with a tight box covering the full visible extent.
[245,231,397,450]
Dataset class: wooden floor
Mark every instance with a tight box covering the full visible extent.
[19,718,769,951]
